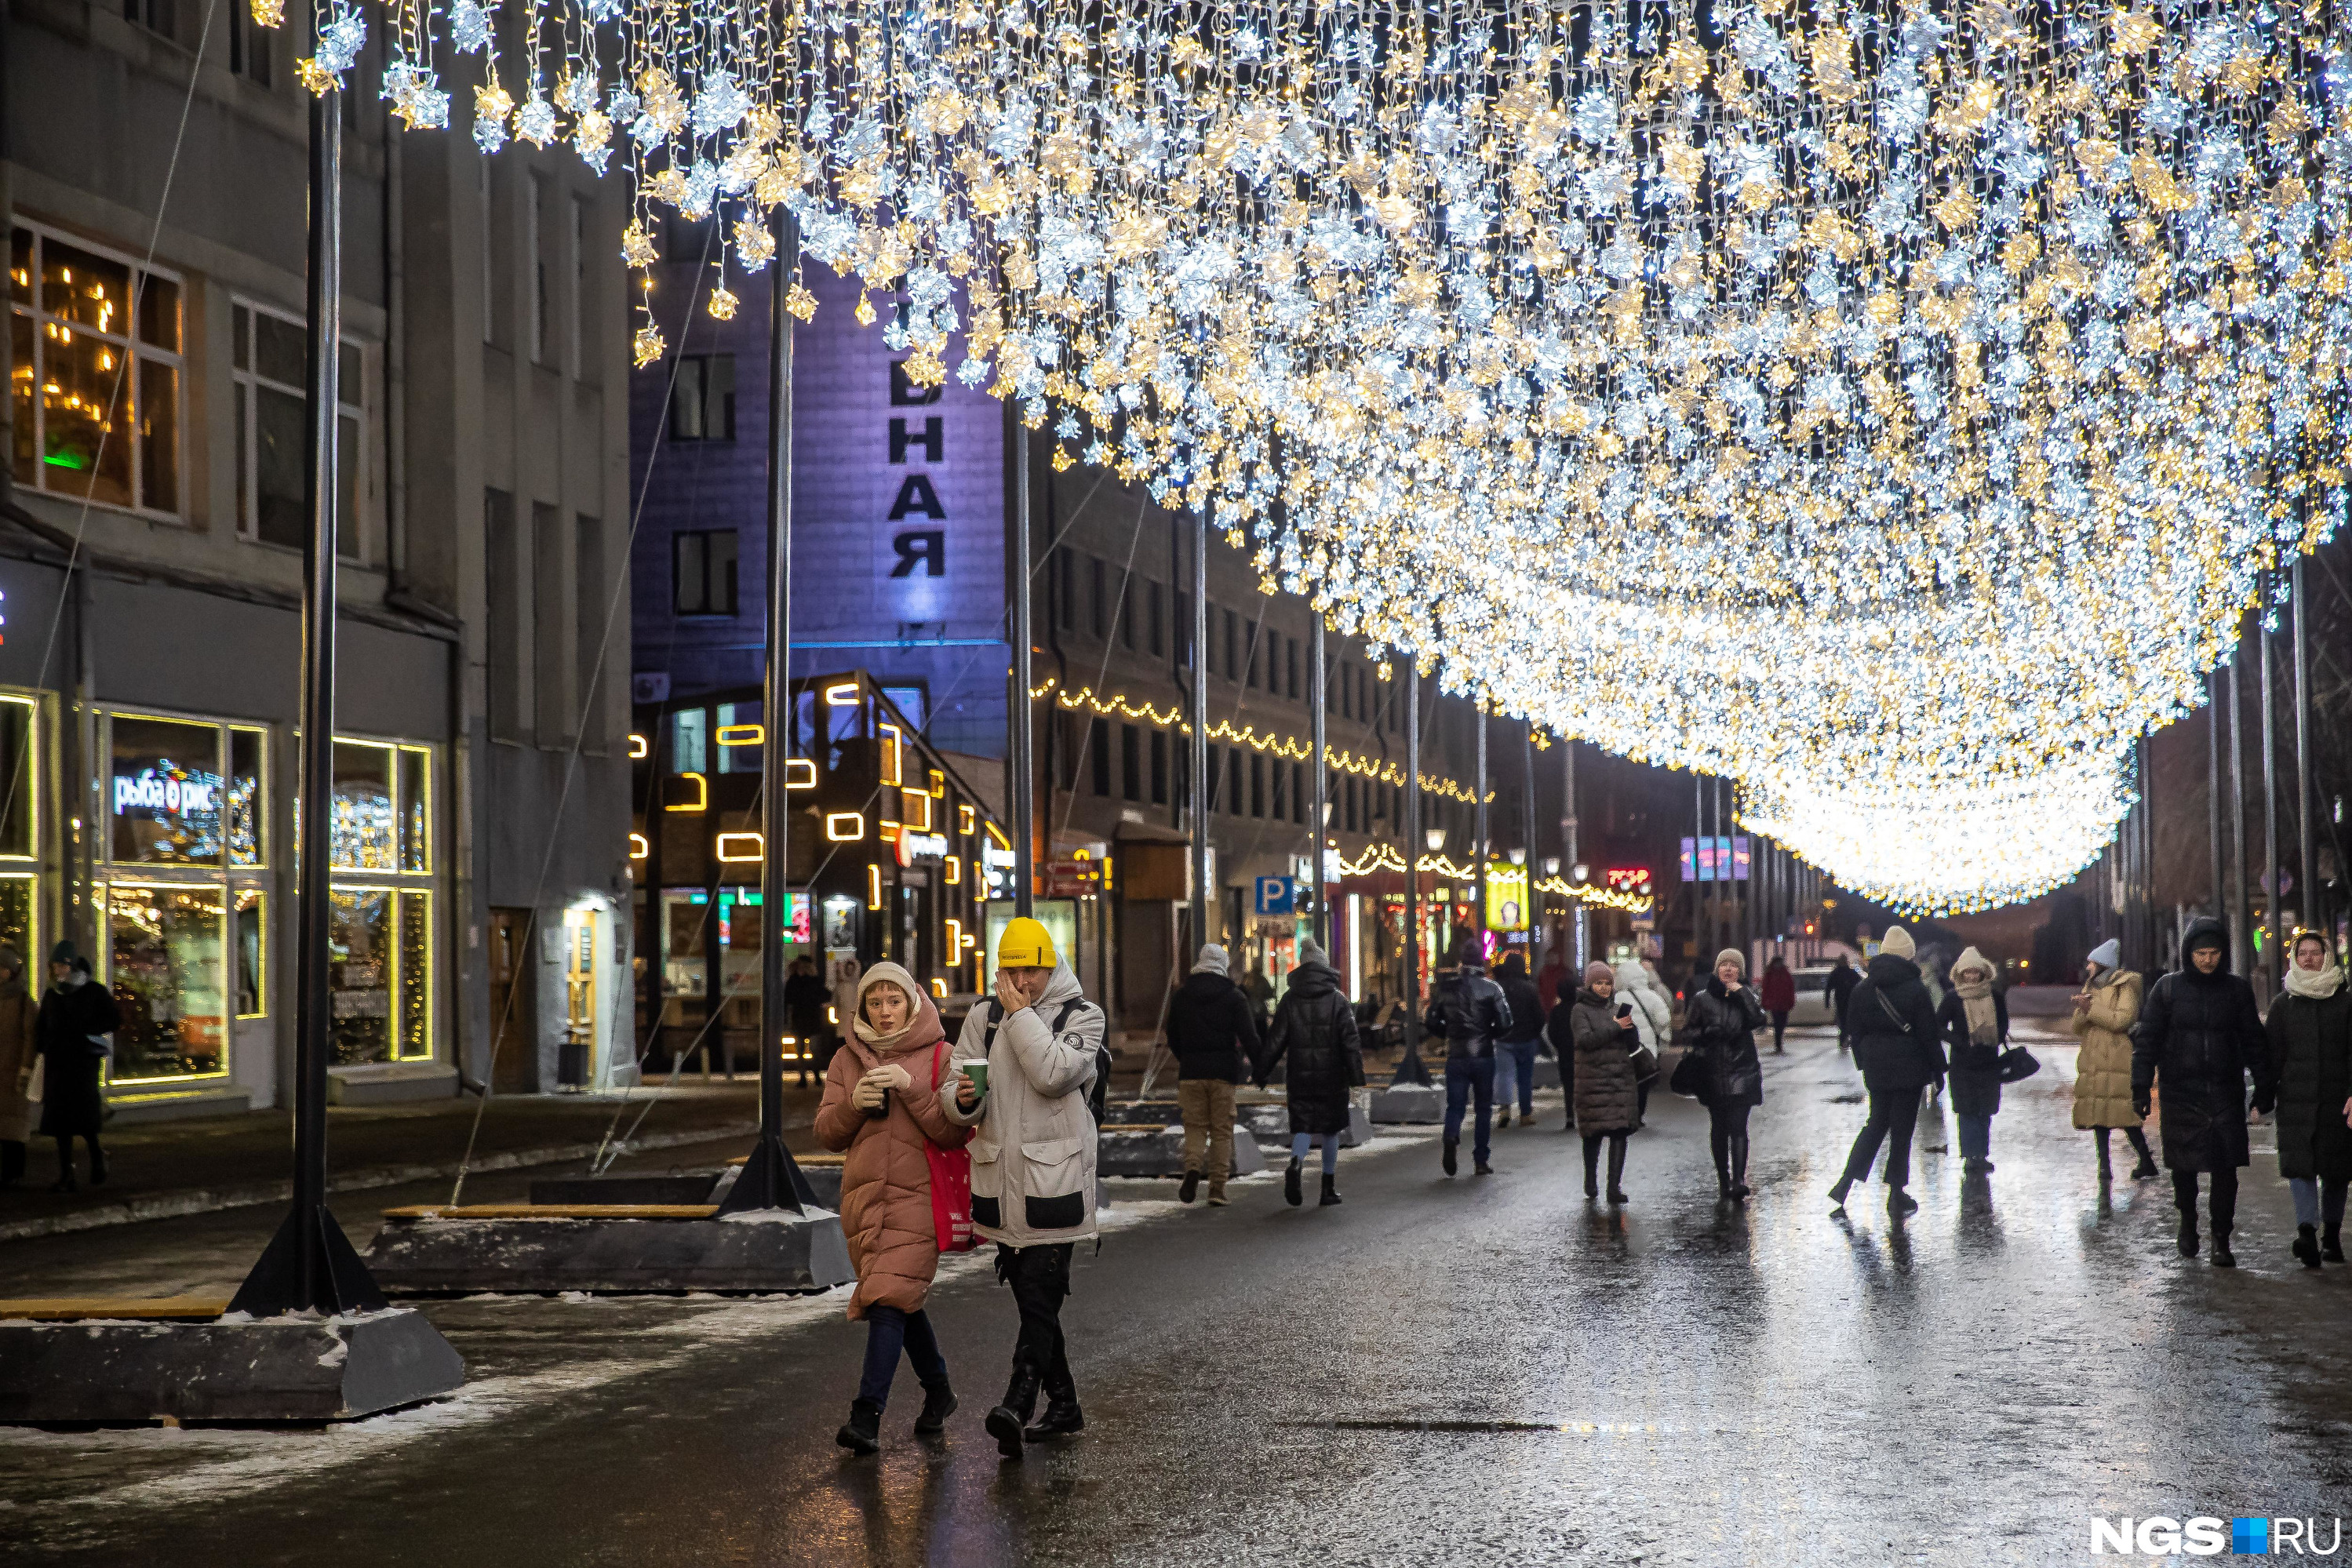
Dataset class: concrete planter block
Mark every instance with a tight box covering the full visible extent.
[1370,1085,1445,1123]
[360,1211,854,1296]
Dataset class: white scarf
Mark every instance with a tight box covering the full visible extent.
[2285,961,2344,1001]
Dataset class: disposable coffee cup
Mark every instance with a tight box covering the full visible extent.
[963,1061,989,1097]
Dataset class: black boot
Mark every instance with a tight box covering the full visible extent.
[1442,1141,1458,1177]
[2095,1129,2113,1184]
[1605,1137,1628,1206]
[1178,1170,1200,1205]
[835,1398,883,1455]
[1729,1137,1751,1202]
[1024,1396,1085,1442]
[986,1367,1042,1459]
[2212,1229,2237,1268]
[2177,1215,2200,1257]
[2127,1127,2158,1180]
[0,1140,23,1187]
[1582,1137,1601,1199]
[1320,1172,1342,1206]
[1284,1158,1302,1207]
[1711,1133,1732,1199]
[913,1381,956,1435]
[2327,1223,2346,1263]
[2295,1224,2323,1269]
[1827,1173,1852,1211]
[1886,1185,1918,1217]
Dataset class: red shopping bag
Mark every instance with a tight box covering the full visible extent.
[926,1042,976,1253]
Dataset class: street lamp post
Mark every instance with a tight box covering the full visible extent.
[1188,504,1210,955]
[1010,413,1035,922]
[1311,615,1328,953]
[1473,700,1488,959]
[717,205,814,1217]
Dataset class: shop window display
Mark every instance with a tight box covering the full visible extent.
[105,883,228,1083]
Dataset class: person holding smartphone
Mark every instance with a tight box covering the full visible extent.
[1567,962,1642,1203]
[1686,949,1769,1202]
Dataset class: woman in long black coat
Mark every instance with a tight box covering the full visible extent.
[1568,962,1640,1205]
[1685,948,1768,1202]
[2267,930,2352,1268]
[2131,915,2272,1267]
[1829,927,1946,1217]
[36,941,119,1192]
[1258,943,1364,1208]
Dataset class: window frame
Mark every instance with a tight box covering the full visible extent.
[672,528,740,617]
[229,295,372,560]
[11,221,187,522]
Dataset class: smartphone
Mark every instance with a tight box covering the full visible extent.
[1616,1002,1633,1019]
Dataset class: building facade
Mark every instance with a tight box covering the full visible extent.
[2,0,632,1114]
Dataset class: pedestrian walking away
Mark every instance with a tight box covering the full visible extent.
[1760,955,1797,1053]
[815,962,971,1456]
[0,946,36,1188]
[36,941,117,1193]
[2266,931,2352,1268]
[1939,947,2010,1174]
[1425,933,1512,1177]
[1492,952,1546,1128]
[1823,953,1862,1048]
[1164,942,1260,1206]
[1688,948,1768,1202]
[784,953,836,1077]
[2130,916,2272,1268]
[1256,940,1364,1207]
[1828,926,1944,1217]
[2070,938,2157,1182]
[943,917,1107,1459]
[1568,961,1642,1204]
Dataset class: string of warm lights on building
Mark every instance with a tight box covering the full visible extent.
[271,0,2352,914]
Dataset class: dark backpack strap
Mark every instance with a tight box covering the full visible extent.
[1874,989,1911,1035]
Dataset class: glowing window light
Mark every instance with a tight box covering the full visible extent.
[664,773,708,813]
[825,812,865,842]
[785,759,817,790]
[715,724,763,748]
[824,682,859,708]
[715,831,763,863]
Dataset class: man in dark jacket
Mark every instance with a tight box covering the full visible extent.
[1827,926,1945,1217]
[1164,943,1260,1206]
[1492,953,1546,1128]
[1422,934,1512,1177]
[2132,916,2272,1266]
[1258,941,1364,1206]
[1823,955,1862,1046]
[782,955,832,1081]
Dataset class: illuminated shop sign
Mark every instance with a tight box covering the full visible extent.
[897,830,948,866]
[115,769,219,817]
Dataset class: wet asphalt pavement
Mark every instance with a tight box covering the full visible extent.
[5,1022,2352,1566]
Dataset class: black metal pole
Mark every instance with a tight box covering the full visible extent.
[2263,600,2282,991]
[1394,663,1428,1085]
[2209,665,2224,922]
[1010,417,1035,920]
[717,207,812,1216]
[1473,700,1487,959]
[2296,555,2317,940]
[1520,724,1535,959]
[1310,615,1327,953]
[231,56,384,1316]
[2230,644,2252,977]
[1187,505,1210,955]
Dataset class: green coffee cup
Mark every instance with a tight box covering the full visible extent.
[963,1061,988,1096]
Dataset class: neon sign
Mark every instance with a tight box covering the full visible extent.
[114,769,219,817]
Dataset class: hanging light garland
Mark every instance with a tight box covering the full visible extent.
[252,0,2352,910]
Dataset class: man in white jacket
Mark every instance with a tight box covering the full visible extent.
[945,916,1105,1460]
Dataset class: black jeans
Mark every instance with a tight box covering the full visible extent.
[997,1242,1076,1417]
[1840,1089,1922,1188]
[2173,1168,2241,1236]
[857,1305,948,1407]
[1769,1010,1789,1050]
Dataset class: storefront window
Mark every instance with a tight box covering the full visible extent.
[0,697,36,860]
[111,714,225,864]
[398,746,429,871]
[105,882,228,1083]
[228,726,264,866]
[660,888,706,997]
[234,889,264,1017]
[329,887,391,1064]
[332,740,396,871]
[0,873,35,970]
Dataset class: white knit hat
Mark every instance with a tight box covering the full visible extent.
[1879,926,1917,961]
[2085,938,2121,971]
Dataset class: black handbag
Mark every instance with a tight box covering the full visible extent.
[1629,1043,1661,1085]
[1669,1046,1713,1098]
[1997,1046,2041,1083]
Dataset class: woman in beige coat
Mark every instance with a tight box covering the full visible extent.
[0,947,34,1185]
[2070,938,2156,1181]
[814,961,970,1454]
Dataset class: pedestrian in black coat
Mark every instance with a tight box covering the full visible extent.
[1258,944,1364,1207]
[1823,955,1862,1046]
[1491,954,1546,1128]
[1164,944,1262,1205]
[1567,962,1640,1204]
[2266,930,2351,1268]
[1938,946,2009,1175]
[1423,937,1512,1176]
[36,941,118,1192]
[2130,915,2273,1266]
[1828,929,1945,1217]
[1687,948,1768,1202]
